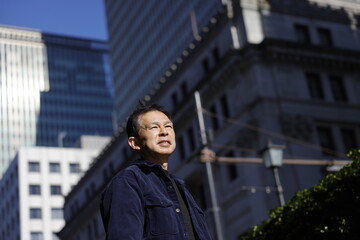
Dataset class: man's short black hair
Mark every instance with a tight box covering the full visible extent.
[126,101,172,138]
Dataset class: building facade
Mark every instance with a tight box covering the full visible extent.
[0,136,109,240]
[60,0,360,239]
[104,0,223,126]
[0,25,114,177]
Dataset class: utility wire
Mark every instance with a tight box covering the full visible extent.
[211,143,257,155]
[211,143,347,161]
[202,108,345,157]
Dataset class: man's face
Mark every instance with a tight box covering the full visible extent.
[131,110,176,160]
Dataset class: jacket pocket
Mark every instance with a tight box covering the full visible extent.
[145,195,179,236]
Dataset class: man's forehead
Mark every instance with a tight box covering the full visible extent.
[147,120,173,125]
[138,111,172,125]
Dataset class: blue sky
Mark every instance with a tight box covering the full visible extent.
[0,0,108,40]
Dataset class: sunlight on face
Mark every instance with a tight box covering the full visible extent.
[136,111,176,160]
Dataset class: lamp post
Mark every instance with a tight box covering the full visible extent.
[195,91,224,240]
[261,143,286,206]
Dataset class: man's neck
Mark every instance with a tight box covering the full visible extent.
[150,159,168,170]
[160,162,168,170]
[142,155,168,170]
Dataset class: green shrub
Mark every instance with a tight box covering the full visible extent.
[240,149,360,240]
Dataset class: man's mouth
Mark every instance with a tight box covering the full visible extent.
[158,140,171,146]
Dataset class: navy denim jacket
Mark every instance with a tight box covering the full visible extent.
[100,159,212,240]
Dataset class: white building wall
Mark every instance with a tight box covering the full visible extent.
[19,147,94,240]
[0,136,109,240]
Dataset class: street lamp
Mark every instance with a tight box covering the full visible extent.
[260,143,286,206]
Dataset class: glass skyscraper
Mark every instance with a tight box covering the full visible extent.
[105,0,223,126]
[0,25,114,176]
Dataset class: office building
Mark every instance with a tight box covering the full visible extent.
[59,0,360,239]
[0,25,114,177]
[104,0,223,126]
[0,136,110,240]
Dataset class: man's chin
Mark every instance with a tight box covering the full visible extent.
[158,148,175,155]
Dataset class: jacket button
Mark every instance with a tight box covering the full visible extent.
[175,208,181,213]
[168,185,173,190]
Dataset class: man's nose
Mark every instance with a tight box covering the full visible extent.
[159,126,169,135]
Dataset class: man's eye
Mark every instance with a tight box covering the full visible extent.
[165,125,173,128]
[150,126,158,129]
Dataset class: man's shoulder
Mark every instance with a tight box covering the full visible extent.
[113,164,142,180]
[112,161,155,181]
[102,165,143,194]
[105,160,162,190]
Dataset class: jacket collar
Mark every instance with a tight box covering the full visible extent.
[133,159,185,185]
[133,158,163,169]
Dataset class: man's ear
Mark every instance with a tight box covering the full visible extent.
[128,136,141,150]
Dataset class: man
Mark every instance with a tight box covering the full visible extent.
[100,103,212,239]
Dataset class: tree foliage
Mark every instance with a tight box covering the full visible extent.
[240,149,360,240]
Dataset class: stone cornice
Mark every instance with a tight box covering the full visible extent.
[259,0,358,24]
[309,0,360,14]
[259,38,360,69]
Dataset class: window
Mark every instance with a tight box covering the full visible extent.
[212,47,220,63]
[317,127,336,156]
[108,162,114,175]
[91,182,96,193]
[51,208,63,219]
[221,94,230,118]
[28,162,40,172]
[329,76,347,102]
[50,185,62,195]
[171,92,178,106]
[49,162,60,173]
[31,232,43,240]
[226,151,238,181]
[202,58,210,73]
[210,105,219,130]
[30,208,42,219]
[69,163,80,173]
[29,185,41,195]
[102,169,108,181]
[341,128,357,151]
[187,127,196,152]
[181,82,188,99]
[306,73,324,100]
[295,24,311,44]
[85,188,91,199]
[317,27,333,46]
[178,136,186,160]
